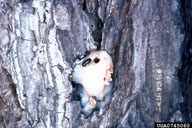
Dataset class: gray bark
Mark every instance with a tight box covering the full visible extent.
[0,0,190,128]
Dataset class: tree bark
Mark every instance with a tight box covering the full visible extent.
[0,0,190,128]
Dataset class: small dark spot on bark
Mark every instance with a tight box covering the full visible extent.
[83,0,87,10]
[9,83,17,96]
[43,13,46,23]
[57,64,64,73]
[20,0,29,2]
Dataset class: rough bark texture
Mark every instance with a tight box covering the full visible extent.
[0,0,191,128]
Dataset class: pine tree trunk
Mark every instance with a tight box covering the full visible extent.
[0,0,191,128]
